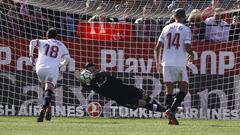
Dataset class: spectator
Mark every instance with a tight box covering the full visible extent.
[85,0,102,11]
[30,7,53,38]
[81,0,103,21]
[88,6,117,23]
[229,0,240,41]
[19,1,30,20]
[187,9,206,40]
[204,8,230,42]
[88,5,118,34]
[233,0,240,9]
[201,0,229,22]
[230,0,240,20]
[66,13,75,39]
[6,6,20,36]
[229,15,240,42]
[166,0,193,25]
[0,0,14,14]
[115,4,129,23]
[168,0,193,14]
[165,13,175,25]
[88,6,105,34]
[0,1,6,14]
[102,0,120,11]
[134,5,162,42]
[126,0,157,6]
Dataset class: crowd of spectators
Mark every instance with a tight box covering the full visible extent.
[0,0,239,42]
[0,0,54,38]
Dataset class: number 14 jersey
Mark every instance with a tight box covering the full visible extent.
[158,22,192,67]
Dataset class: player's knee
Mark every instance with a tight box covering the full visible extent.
[45,82,55,90]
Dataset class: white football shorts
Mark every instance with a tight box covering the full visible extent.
[36,67,59,86]
[162,66,188,83]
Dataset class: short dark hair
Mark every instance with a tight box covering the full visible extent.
[46,27,58,39]
[173,8,186,20]
[85,62,95,69]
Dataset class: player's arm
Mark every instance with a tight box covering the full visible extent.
[185,28,194,64]
[29,39,38,66]
[155,29,165,72]
[185,44,194,56]
[155,41,163,64]
[60,45,71,67]
[60,54,71,67]
[81,82,92,91]
[185,43,194,63]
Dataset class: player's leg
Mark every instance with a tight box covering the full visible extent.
[165,81,187,125]
[38,81,51,121]
[38,82,54,122]
[168,67,188,113]
[162,66,174,109]
[42,82,54,120]
[138,93,167,112]
[117,85,166,112]
[164,82,179,125]
[169,81,188,112]
[36,69,46,122]
[163,66,179,125]
[44,70,59,121]
[36,68,57,122]
[37,82,46,122]
[165,82,174,109]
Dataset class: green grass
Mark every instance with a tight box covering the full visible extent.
[0,116,240,135]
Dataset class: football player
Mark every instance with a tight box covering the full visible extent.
[155,8,194,125]
[75,63,167,114]
[29,28,71,122]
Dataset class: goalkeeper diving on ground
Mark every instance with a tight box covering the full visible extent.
[75,62,182,124]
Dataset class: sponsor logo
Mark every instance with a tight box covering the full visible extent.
[86,102,102,117]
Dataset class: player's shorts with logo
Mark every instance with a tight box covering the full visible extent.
[163,66,188,83]
[36,67,59,86]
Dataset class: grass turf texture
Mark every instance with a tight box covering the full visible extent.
[0,116,240,135]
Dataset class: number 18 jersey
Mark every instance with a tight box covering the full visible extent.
[158,22,192,67]
[33,39,69,70]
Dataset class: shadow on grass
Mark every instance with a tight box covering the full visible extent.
[66,121,123,125]
[164,123,240,128]
[0,120,123,125]
[208,124,240,128]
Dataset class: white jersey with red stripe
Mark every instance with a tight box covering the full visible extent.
[31,39,69,71]
[158,22,192,67]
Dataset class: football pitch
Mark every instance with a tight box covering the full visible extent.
[0,116,239,135]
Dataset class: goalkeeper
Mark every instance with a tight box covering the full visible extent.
[75,63,167,113]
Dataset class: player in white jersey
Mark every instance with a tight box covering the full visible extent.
[155,8,194,125]
[29,28,71,122]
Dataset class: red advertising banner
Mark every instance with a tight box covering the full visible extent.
[77,22,133,41]
[0,37,239,75]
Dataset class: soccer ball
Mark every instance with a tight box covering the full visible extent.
[75,69,93,85]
